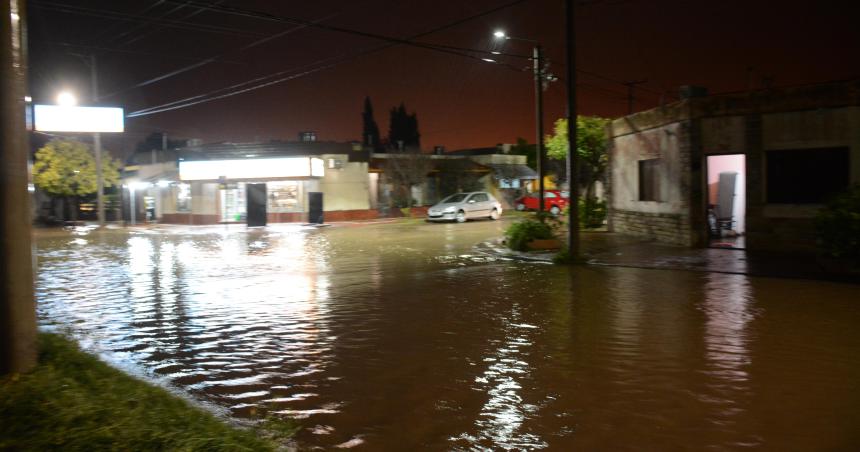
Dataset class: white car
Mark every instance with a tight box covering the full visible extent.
[426,192,502,223]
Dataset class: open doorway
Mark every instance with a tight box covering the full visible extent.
[706,154,746,249]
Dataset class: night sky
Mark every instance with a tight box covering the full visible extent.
[27,0,860,158]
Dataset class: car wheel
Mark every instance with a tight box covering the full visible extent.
[489,208,500,220]
[455,210,467,223]
[550,205,561,215]
[515,203,526,211]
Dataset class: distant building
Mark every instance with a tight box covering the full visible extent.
[121,139,541,224]
[607,79,860,252]
[123,140,374,224]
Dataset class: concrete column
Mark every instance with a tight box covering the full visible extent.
[743,114,764,249]
[1,0,37,374]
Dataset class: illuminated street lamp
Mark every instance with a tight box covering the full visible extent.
[493,29,547,213]
[56,91,76,106]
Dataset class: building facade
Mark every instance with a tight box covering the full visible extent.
[124,140,376,225]
[608,79,860,252]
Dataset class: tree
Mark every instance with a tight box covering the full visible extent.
[388,102,420,150]
[132,132,185,164]
[546,116,611,201]
[361,96,382,151]
[32,138,121,220]
[509,137,536,169]
[383,147,433,208]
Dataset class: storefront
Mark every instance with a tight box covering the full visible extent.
[125,141,375,225]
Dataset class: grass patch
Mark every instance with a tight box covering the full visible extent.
[0,333,295,451]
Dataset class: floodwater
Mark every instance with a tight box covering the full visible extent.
[35,221,860,450]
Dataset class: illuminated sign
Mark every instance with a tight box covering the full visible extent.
[33,105,124,133]
[179,157,324,181]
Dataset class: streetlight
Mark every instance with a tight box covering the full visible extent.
[56,91,76,106]
[493,29,547,214]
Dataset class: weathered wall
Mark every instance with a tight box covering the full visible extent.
[746,106,860,252]
[319,156,371,212]
[609,120,696,245]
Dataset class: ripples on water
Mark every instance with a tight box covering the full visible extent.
[35,224,860,450]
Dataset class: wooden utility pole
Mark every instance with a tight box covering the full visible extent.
[1,0,37,374]
[565,0,579,258]
[534,44,546,213]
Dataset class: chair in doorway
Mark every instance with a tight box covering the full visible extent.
[708,171,737,237]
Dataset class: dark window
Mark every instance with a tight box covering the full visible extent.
[638,159,662,202]
[469,193,489,202]
[766,148,850,204]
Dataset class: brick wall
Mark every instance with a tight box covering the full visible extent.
[610,209,693,246]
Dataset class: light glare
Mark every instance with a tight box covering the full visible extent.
[56,91,77,106]
[34,105,124,133]
[493,30,506,39]
[179,157,325,181]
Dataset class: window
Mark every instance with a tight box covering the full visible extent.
[469,193,489,202]
[766,148,849,204]
[176,183,191,212]
[268,181,300,212]
[545,192,557,198]
[499,179,521,189]
[638,159,662,202]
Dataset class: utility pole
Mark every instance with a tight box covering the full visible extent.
[533,44,545,213]
[91,54,105,227]
[565,0,579,258]
[624,79,647,115]
[1,0,37,374]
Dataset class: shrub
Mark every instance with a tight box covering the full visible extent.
[560,197,607,228]
[505,216,555,251]
[815,185,860,262]
[579,197,607,228]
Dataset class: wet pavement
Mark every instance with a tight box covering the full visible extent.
[35,219,860,450]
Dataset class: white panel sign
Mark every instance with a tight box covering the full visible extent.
[34,105,124,133]
[179,157,325,181]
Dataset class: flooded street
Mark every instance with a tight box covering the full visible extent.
[35,220,860,450]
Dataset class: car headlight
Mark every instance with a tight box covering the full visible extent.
[443,206,456,213]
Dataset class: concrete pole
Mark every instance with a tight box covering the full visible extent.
[534,44,545,213]
[91,54,105,227]
[565,0,580,258]
[1,0,37,374]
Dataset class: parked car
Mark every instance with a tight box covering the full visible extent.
[514,190,569,215]
[426,192,502,223]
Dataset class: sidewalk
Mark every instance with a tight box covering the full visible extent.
[479,232,860,283]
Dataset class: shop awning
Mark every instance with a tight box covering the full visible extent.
[485,163,538,180]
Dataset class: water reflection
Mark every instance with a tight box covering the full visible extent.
[34,223,860,450]
[452,309,546,450]
[700,272,762,447]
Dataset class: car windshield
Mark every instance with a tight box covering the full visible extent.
[441,194,468,203]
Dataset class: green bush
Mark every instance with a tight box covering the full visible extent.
[815,185,860,262]
[579,197,607,228]
[505,216,555,251]
[560,197,607,228]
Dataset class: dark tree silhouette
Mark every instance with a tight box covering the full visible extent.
[388,102,420,151]
[361,97,382,151]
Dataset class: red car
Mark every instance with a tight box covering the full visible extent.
[514,190,569,215]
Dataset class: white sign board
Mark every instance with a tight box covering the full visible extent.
[34,105,124,133]
[179,157,325,181]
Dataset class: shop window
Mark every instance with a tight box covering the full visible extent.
[499,179,521,189]
[268,181,300,212]
[766,148,849,204]
[176,183,191,212]
[638,158,662,202]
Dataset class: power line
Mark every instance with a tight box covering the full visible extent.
[30,1,268,39]
[125,0,661,117]
[100,8,350,100]
[126,0,534,117]
[48,41,245,65]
